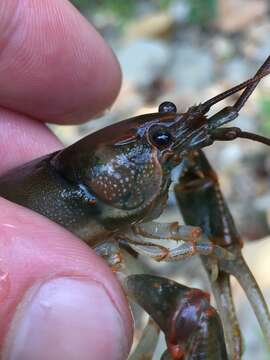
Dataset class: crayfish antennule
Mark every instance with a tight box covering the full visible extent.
[201,65,270,113]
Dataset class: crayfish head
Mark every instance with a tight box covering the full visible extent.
[51,101,209,215]
[51,108,182,215]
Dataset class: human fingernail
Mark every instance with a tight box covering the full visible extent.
[3,278,129,360]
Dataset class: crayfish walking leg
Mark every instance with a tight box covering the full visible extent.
[175,150,270,358]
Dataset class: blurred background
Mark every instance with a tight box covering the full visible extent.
[53,1,270,358]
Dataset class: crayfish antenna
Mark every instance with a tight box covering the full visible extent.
[200,55,270,114]
[204,55,270,147]
[237,131,270,146]
[210,127,270,147]
[234,55,270,112]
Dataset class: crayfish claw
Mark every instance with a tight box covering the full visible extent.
[126,274,228,360]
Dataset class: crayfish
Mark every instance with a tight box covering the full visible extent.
[0,54,270,359]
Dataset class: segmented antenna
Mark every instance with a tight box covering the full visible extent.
[206,56,270,147]
[201,71,270,113]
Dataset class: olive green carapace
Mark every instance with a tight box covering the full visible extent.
[0,112,179,244]
[0,153,109,244]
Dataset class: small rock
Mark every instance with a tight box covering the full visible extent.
[243,41,270,64]
[166,45,215,91]
[118,40,170,89]
[168,0,190,23]
[219,143,243,166]
[223,57,255,83]
[247,21,270,44]
[243,20,270,63]
[126,12,174,41]
[255,193,270,212]
[211,36,235,60]
[113,83,145,117]
[216,0,267,33]
[232,114,258,133]
[232,202,270,240]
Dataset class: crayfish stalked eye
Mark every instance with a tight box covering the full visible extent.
[149,126,173,149]
[158,101,177,113]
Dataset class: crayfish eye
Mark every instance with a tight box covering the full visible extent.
[149,127,173,149]
[158,101,177,113]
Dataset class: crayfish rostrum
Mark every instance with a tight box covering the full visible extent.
[1,55,270,359]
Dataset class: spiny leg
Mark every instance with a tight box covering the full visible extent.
[123,235,233,263]
[218,250,270,346]
[130,222,234,262]
[133,221,202,241]
[94,241,124,273]
[129,241,234,264]
[202,259,242,359]
[125,274,228,360]
[174,151,243,358]
[175,150,270,356]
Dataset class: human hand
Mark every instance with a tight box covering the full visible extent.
[0,1,132,359]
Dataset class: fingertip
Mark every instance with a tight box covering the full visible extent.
[0,199,132,358]
[0,0,122,124]
[3,278,130,360]
[0,108,62,174]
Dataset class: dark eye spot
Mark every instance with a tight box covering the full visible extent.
[158,101,177,113]
[151,129,173,148]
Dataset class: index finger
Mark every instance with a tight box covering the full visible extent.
[0,0,121,124]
